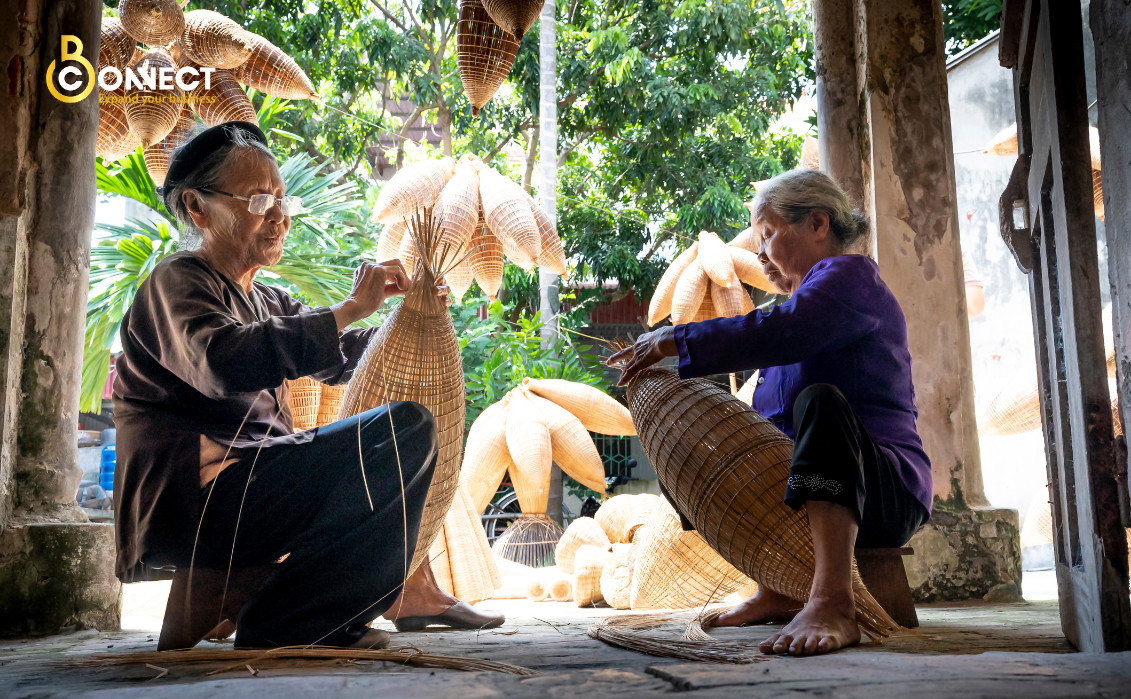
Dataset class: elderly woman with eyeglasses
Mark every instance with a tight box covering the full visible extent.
[112,122,497,650]
[609,169,932,657]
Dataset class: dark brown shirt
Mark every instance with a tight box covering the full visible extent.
[112,252,376,582]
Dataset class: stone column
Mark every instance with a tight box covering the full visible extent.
[854,0,1020,601]
[813,0,867,218]
[0,0,121,636]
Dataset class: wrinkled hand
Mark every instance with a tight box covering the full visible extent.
[606,326,678,386]
[433,275,454,308]
[333,259,409,329]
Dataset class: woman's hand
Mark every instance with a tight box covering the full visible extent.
[606,326,678,386]
[332,259,410,330]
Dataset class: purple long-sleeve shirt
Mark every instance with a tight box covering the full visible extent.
[673,254,933,514]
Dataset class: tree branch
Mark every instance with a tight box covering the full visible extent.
[641,229,674,262]
[394,106,424,168]
[367,0,408,32]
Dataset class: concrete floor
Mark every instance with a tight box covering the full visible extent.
[3,585,1131,698]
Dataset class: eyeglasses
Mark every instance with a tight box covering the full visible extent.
[198,188,304,216]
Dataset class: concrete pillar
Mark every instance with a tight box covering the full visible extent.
[855,0,1021,601]
[813,0,867,218]
[0,0,121,636]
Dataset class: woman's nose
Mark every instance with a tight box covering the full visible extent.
[757,247,769,263]
[264,200,284,224]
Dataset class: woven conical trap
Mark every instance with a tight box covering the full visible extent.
[624,367,899,639]
[337,210,467,578]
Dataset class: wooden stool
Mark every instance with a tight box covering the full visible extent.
[854,547,919,628]
[157,565,275,650]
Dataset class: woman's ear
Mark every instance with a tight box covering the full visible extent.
[809,209,831,240]
[182,190,210,229]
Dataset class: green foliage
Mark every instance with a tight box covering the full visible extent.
[943,0,1003,55]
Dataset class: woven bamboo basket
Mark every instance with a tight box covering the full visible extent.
[99,18,136,73]
[481,0,545,40]
[629,498,751,610]
[434,158,481,254]
[445,258,476,301]
[981,383,1041,436]
[119,0,184,46]
[457,0,521,116]
[374,158,456,225]
[697,232,738,289]
[624,367,900,635]
[235,31,317,100]
[728,227,758,254]
[525,193,568,275]
[505,389,553,513]
[574,545,612,607]
[336,210,467,577]
[648,243,697,327]
[97,88,141,162]
[431,483,501,603]
[179,10,253,70]
[143,111,196,186]
[376,220,407,262]
[711,281,753,319]
[316,383,346,428]
[729,246,774,292]
[688,288,717,323]
[526,392,607,496]
[192,68,258,127]
[476,165,541,262]
[493,513,563,567]
[522,378,635,436]
[555,516,610,575]
[595,494,647,544]
[469,218,505,299]
[670,258,708,325]
[526,578,549,601]
[125,49,184,148]
[460,398,516,514]
[549,576,573,601]
[623,493,661,542]
[286,376,322,432]
[600,543,636,610]
[398,231,420,273]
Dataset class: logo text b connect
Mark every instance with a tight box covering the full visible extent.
[46,35,94,103]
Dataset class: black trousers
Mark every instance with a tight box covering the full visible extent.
[194,401,437,647]
[785,384,926,548]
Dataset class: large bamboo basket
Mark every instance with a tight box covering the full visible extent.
[522,378,635,436]
[594,494,659,544]
[574,544,612,607]
[648,243,697,327]
[192,69,258,127]
[316,383,346,428]
[469,218,505,299]
[99,18,136,73]
[460,398,516,514]
[601,543,635,610]
[336,212,466,577]
[97,88,141,162]
[119,0,185,46]
[505,389,553,513]
[376,220,408,262]
[526,391,607,495]
[476,165,540,263]
[374,158,456,225]
[697,232,738,289]
[124,49,184,148]
[555,516,610,574]
[143,112,196,186]
[286,376,322,432]
[624,367,899,637]
[430,483,501,603]
[235,32,318,100]
[629,498,752,610]
[457,0,521,116]
[179,10,253,70]
[492,513,563,567]
[481,0,545,40]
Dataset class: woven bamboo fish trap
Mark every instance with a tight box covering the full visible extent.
[648,243,697,327]
[96,88,141,162]
[689,288,718,323]
[671,258,708,325]
[522,378,635,436]
[697,232,738,289]
[179,10,253,70]
[336,210,467,577]
[376,220,408,262]
[445,258,476,301]
[506,389,553,512]
[476,165,541,263]
[286,376,322,432]
[469,218,505,299]
[235,32,318,100]
[981,383,1041,436]
[374,158,456,225]
[192,68,258,127]
[525,192,568,275]
[125,49,184,148]
[493,513,564,567]
[729,246,774,292]
[119,0,185,47]
[712,281,754,319]
[481,0,545,40]
[574,544,612,607]
[624,367,899,636]
[526,391,607,495]
[729,227,758,254]
[601,543,635,609]
[460,398,516,514]
[595,494,659,544]
[434,158,482,253]
[429,483,501,603]
[316,383,346,428]
[143,112,196,186]
[99,18,136,73]
[457,0,521,116]
[629,499,752,610]
[555,516,611,575]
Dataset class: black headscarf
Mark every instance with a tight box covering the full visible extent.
[158,121,268,210]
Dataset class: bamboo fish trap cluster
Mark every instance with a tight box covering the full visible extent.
[96,9,317,185]
[457,0,521,117]
[623,367,900,639]
[647,231,773,327]
[375,154,567,301]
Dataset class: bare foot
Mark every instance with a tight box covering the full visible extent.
[714,587,804,627]
[758,594,860,656]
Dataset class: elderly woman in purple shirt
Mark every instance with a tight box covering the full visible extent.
[611,169,931,657]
